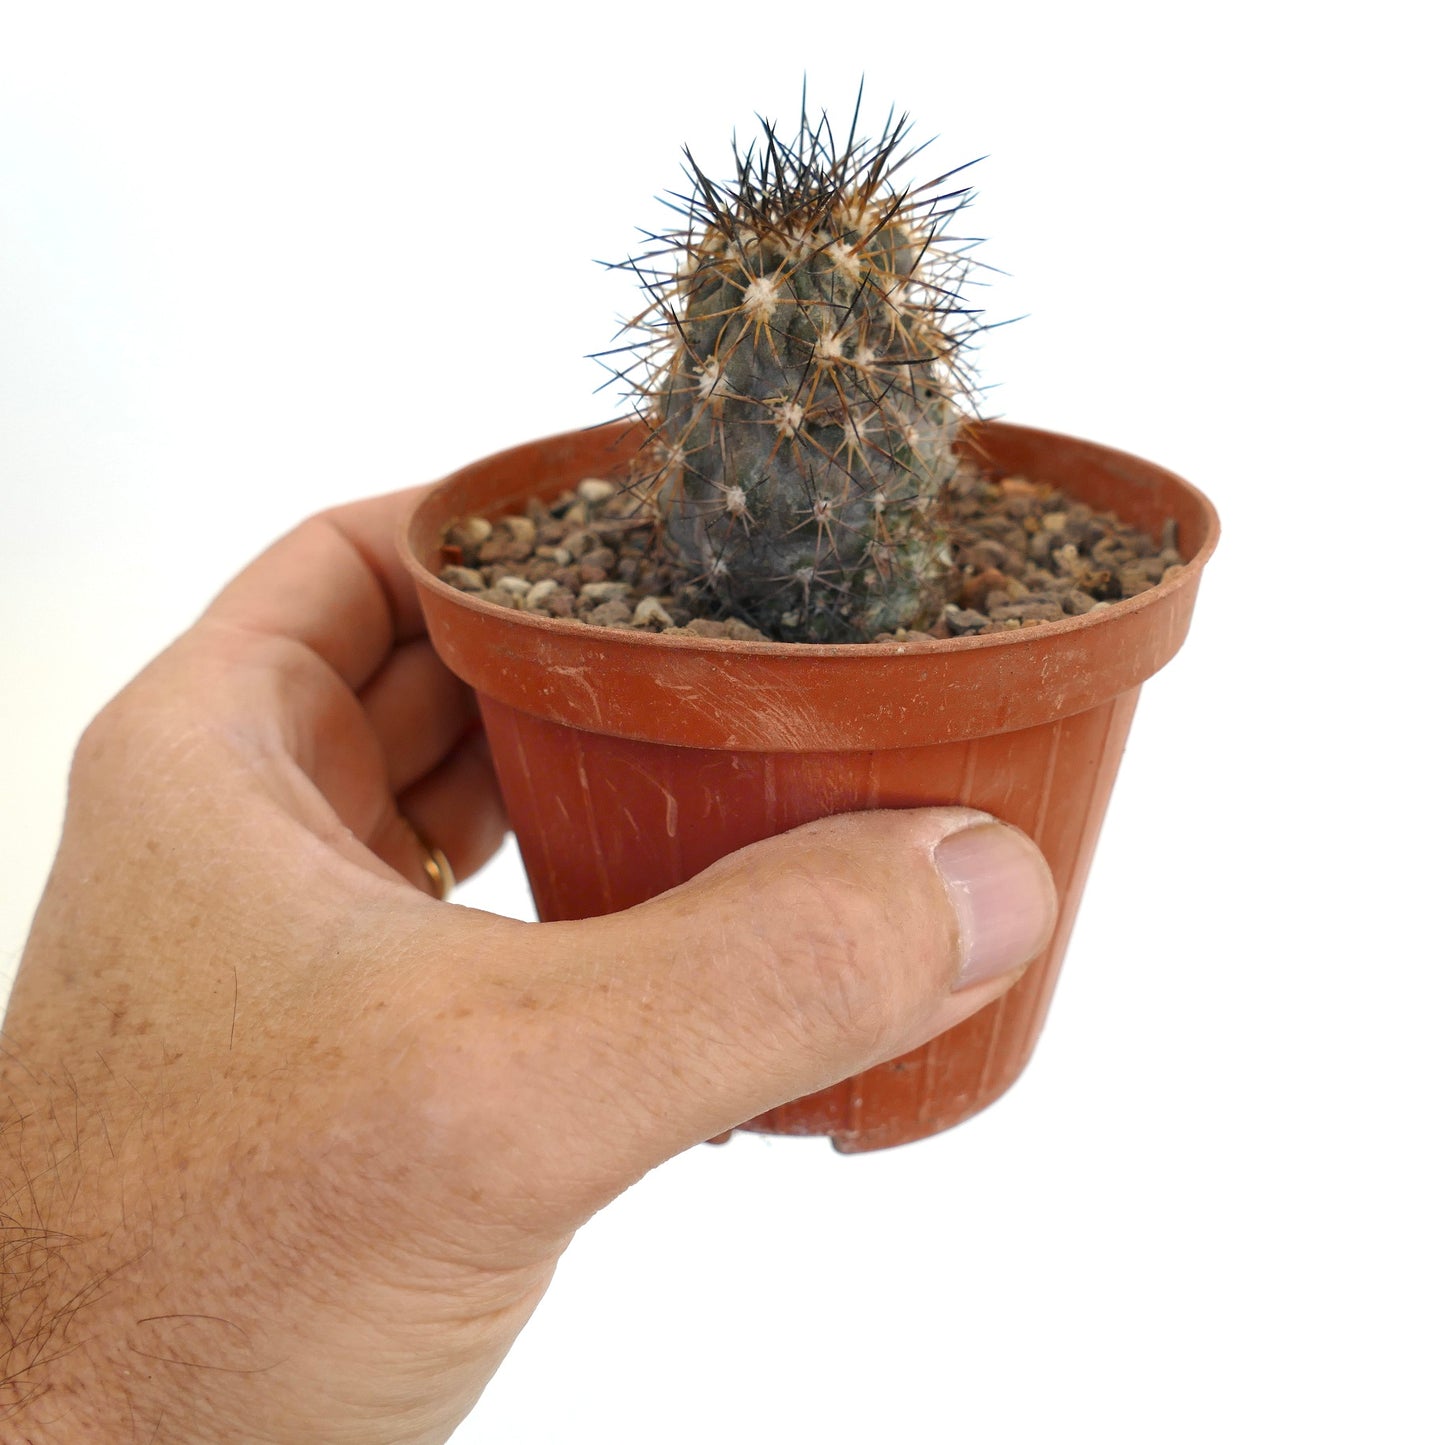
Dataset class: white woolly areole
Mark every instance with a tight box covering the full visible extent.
[742,273,781,318]
[773,399,805,436]
[846,407,880,444]
[695,356,727,400]
[828,241,863,283]
[872,268,908,302]
[722,484,749,516]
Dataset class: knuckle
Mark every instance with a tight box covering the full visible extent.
[71,685,144,778]
[69,649,210,797]
[751,865,905,1053]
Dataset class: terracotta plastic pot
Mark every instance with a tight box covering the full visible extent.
[402,419,1219,1152]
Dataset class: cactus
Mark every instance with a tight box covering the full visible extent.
[605,94,985,642]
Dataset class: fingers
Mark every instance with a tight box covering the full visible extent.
[359,638,478,794]
[204,488,431,692]
[394,730,509,885]
[186,487,511,888]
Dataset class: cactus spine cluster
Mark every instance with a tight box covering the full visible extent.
[609,96,984,642]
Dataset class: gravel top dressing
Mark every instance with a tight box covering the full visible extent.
[436,461,1180,645]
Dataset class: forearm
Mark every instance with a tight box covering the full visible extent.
[2,1002,246,1442]
[1,1063,127,1439]
[2,1045,543,1444]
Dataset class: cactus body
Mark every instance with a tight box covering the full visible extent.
[612,100,983,642]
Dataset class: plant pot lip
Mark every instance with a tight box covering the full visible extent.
[399,417,1221,662]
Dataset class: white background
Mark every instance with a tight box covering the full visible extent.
[2,2,1440,1440]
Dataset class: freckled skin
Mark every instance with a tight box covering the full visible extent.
[0,487,1031,1442]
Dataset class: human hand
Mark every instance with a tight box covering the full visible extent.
[1,488,1057,1443]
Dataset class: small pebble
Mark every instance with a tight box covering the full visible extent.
[942,604,990,635]
[523,579,559,611]
[962,540,1011,571]
[445,516,493,551]
[577,478,616,505]
[501,515,537,549]
[632,596,674,628]
[985,583,1027,612]
[580,580,630,604]
[590,599,634,627]
[1091,535,1135,569]
[1118,560,1161,597]
[721,619,768,641]
[961,567,1009,610]
[991,600,1065,623]
[579,546,618,572]
[438,565,484,592]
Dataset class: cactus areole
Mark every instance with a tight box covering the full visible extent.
[607,97,986,643]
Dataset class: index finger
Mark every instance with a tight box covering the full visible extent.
[204,485,432,691]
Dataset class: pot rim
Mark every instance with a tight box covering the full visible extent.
[400,417,1221,662]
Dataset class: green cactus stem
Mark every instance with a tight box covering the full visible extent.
[603,94,986,642]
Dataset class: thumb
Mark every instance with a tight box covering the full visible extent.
[539,806,1057,1175]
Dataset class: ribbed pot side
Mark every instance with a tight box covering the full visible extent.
[404,419,1219,1152]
